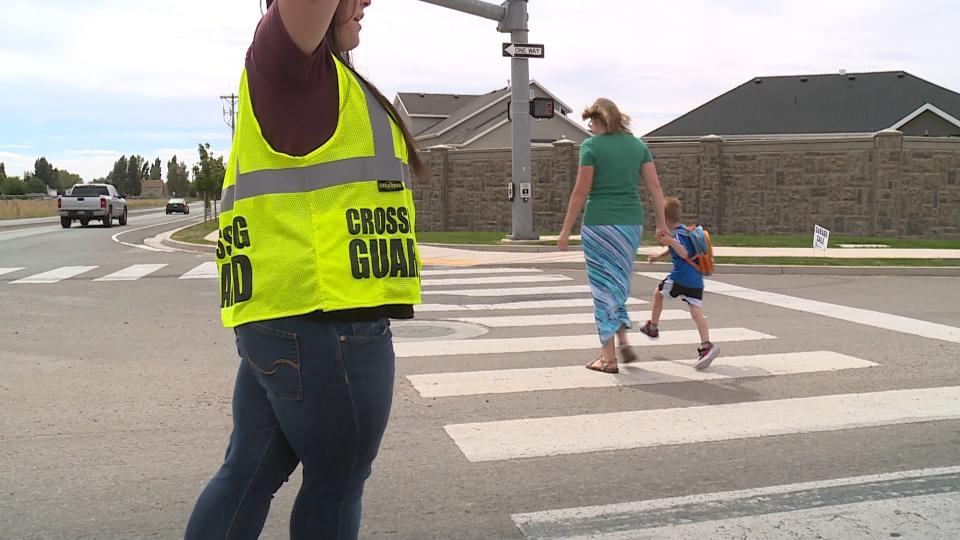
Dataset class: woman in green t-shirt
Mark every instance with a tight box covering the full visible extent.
[558,98,669,374]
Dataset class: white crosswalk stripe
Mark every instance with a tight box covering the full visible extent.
[511,466,960,539]
[446,310,687,328]
[638,272,960,344]
[94,264,168,282]
[422,285,592,297]
[421,267,543,276]
[445,386,960,462]
[397,265,951,536]
[0,267,24,277]
[422,274,571,287]
[179,262,218,280]
[416,298,646,312]
[11,266,98,284]
[407,351,878,398]
[394,328,774,358]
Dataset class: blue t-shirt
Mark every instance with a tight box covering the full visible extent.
[668,225,704,289]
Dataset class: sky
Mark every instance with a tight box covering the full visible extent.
[1,0,958,182]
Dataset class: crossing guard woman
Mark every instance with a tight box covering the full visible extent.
[186,0,425,538]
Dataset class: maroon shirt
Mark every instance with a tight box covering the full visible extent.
[246,4,339,156]
[245,5,413,320]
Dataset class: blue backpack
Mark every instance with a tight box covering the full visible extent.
[677,225,714,275]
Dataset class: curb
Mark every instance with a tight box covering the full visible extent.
[159,223,217,254]
[424,242,582,253]
[427,255,960,277]
[491,261,960,277]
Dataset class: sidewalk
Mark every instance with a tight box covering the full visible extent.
[420,244,960,265]
[178,229,960,276]
[417,244,960,276]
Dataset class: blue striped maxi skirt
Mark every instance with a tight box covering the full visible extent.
[581,225,643,345]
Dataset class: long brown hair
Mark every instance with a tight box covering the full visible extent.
[263,0,427,178]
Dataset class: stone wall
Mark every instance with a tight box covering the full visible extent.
[413,131,960,238]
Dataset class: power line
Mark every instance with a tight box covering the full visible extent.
[220,94,238,139]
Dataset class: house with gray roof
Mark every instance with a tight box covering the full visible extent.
[645,71,960,139]
[393,81,590,150]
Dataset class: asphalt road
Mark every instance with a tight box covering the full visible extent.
[1,218,958,539]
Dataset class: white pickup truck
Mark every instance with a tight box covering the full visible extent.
[58,183,128,228]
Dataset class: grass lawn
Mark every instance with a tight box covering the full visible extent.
[172,219,218,245]
[708,234,960,250]
[712,257,960,267]
[417,231,960,250]
[416,231,505,245]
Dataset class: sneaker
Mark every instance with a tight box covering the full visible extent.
[639,320,659,339]
[695,342,719,370]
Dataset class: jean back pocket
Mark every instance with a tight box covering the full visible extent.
[237,322,303,400]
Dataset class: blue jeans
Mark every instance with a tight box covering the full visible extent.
[185,316,395,540]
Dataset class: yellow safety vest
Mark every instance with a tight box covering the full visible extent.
[216,56,421,328]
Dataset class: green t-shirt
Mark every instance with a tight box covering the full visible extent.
[579,133,653,225]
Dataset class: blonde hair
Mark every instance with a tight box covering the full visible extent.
[664,197,682,223]
[582,98,632,134]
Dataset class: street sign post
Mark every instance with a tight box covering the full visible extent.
[502,43,545,58]
[418,0,541,240]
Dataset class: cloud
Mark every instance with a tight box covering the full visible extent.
[0,1,259,98]
[64,149,124,157]
[130,131,232,142]
[355,0,960,135]
[0,151,33,177]
[0,0,957,162]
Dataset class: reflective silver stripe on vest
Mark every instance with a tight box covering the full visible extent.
[221,83,409,212]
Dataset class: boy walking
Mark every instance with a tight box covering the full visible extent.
[640,197,719,369]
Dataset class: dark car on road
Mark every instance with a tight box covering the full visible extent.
[166,198,189,214]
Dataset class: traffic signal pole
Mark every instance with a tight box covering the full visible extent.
[417,0,539,239]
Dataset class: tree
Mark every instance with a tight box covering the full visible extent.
[191,143,226,201]
[166,155,190,197]
[55,169,82,193]
[125,155,146,196]
[25,176,47,194]
[149,158,162,180]
[0,176,26,196]
[107,156,129,194]
[34,157,57,189]
[0,162,6,180]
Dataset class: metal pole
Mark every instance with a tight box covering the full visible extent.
[416,0,537,239]
[505,0,535,239]
[417,0,504,21]
[220,94,238,140]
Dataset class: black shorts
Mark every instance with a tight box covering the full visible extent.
[658,278,704,307]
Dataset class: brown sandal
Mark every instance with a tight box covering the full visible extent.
[619,346,638,364]
[586,356,619,374]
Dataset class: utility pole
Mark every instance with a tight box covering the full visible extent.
[418,0,540,240]
[216,93,238,221]
[220,94,238,139]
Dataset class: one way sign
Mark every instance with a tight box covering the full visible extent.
[502,43,545,58]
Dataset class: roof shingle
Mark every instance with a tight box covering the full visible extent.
[645,71,960,137]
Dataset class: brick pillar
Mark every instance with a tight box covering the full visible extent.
[426,144,452,231]
[552,138,578,189]
[551,138,578,234]
[699,134,724,233]
[872,129,903,237]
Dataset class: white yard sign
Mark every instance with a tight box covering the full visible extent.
[813,224,830,252]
